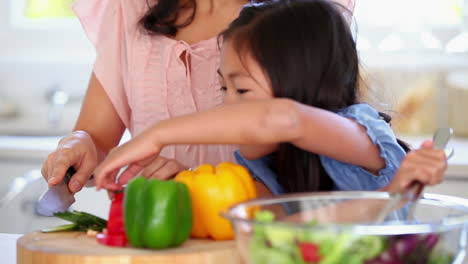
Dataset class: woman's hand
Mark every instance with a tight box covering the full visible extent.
[41,130,99,193]
[383,140,447,193]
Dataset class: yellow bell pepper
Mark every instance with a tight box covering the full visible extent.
[174,162,257,240]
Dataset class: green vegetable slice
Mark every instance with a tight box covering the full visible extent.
[41,223,78,233]
[54,211,107,227]
[41,210,107,233]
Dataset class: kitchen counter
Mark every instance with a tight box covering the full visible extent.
[4,233,468,264]
[0,233,21,264]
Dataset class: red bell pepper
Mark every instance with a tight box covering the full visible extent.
[97,191,128,247]
[300,242,321,263]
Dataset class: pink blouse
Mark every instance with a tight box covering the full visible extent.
[73,0,236,168]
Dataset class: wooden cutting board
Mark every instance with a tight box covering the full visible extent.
[17,232,242,264]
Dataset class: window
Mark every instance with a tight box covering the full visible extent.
[10,0,78,29]
[2,0,94,63]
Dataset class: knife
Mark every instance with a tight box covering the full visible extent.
[35,167,77,217]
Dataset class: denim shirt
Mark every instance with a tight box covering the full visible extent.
[234,104,407,195]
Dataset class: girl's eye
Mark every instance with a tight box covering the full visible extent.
[220,86,227,92]
[236,89,250,94]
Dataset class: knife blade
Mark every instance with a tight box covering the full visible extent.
[35,167,77,217]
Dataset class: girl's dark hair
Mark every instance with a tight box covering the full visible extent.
[222,0,408,193]
[140,0,196,36]
[379,112,411,152]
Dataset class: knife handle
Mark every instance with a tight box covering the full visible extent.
[64,167,76,185]
[64,167,96,185]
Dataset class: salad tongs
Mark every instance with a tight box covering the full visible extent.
[375,128,454,224]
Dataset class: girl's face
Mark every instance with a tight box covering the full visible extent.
[218,39,273,104]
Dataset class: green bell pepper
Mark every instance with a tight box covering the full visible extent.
[124,176,192,249]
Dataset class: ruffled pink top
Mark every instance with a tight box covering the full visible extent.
[73,0,236,167]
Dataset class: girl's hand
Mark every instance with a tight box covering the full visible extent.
[105,156,187,200]
[93,132,164,191]
[119,156,188,184]
[41,130,98,193]
[384,140,448,193]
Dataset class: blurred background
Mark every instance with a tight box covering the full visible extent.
[0,0,467,234]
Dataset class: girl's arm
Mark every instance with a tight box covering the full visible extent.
[285,140,447,223]
[94,98,384,189]
[239,144,278,160]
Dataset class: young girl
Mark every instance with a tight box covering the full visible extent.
[93,0,447,195]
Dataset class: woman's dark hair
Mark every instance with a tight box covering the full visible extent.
[222,0,408,193]
[140,0,197,36]
[139,0,272,36]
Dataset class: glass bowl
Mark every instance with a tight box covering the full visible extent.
[223,191,468,264]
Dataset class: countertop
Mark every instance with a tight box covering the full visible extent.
[0,233,21,264]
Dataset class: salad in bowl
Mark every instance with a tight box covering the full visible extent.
[223,191,468,264]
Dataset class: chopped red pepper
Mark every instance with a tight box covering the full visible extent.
[97,191,128,247]
[97,231,128,247]
[300,242,321,263]
[107,192,126,233]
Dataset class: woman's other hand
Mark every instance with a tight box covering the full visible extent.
[41,130,99,193]
[384,140,448,193]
